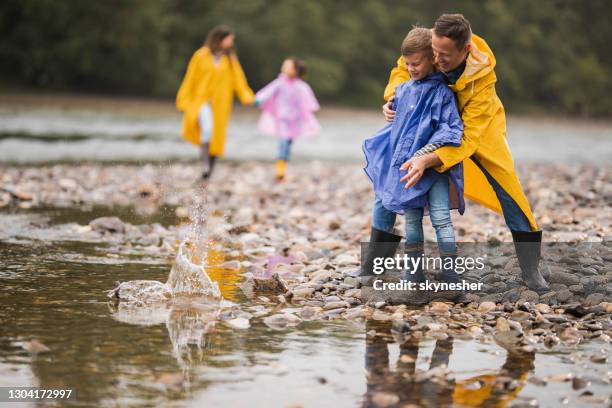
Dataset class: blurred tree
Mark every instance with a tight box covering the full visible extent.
[0,0,610,116]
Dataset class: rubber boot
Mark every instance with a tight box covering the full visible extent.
[360,227,402,286]
[511,230,550,294]
[275,159,287,181]
[440,253,460,284]
[201,143,217,180]
[402,245,426,284]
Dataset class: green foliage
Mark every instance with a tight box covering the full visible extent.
[1,0,610,116]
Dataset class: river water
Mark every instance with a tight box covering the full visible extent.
[0,95,610,164]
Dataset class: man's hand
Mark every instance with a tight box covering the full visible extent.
[382,96,395,122]
[399,153,443,189]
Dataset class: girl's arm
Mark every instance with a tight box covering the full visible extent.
[300,82,320,112]
[254,78,282,105]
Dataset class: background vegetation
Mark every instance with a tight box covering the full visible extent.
[1,0,610,116]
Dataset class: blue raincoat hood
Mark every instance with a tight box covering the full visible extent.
[363,72,465,214]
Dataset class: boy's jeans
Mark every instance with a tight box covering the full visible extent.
[372,172,457,255]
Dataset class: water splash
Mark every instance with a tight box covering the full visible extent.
[108,184,223,303]
[166,240,221,298]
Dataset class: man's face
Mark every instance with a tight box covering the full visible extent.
[432,33,470,73]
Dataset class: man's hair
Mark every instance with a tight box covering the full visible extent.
[401,27,433,58]
[434,14,472,49]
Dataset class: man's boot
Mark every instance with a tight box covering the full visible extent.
[511,230,550,294]
[360,227,402,286]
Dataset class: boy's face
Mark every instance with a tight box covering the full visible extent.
[432,33,470,73]
[404,51,434,81]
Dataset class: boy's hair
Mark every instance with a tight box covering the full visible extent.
[434,14,472,49]
[401,27,433,58]
[288,57,307,78]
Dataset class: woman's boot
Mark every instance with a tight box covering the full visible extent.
[201,143,212,179]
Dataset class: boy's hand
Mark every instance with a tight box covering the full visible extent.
[382,97,395,122]
[400,156,426,189]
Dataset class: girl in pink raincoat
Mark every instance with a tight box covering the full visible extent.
[255,57,320,180]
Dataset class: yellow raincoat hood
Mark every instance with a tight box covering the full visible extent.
[384,34,538,231]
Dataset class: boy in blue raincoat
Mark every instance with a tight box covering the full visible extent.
[362,27,464,285]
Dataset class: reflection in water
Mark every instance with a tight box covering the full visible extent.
[109,237,245,372]
[363,320,535,407]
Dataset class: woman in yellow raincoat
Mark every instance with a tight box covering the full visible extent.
[380,14,549,292]
[176,25,255,179]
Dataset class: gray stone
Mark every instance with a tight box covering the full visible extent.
[89,216,125,233]
[549,271,580,286]
[583,293,605,307]
[581,276,607,294]
[556,289,573,303]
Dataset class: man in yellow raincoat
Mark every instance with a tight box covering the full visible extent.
[382,14,549,292]
[176,25,255,180]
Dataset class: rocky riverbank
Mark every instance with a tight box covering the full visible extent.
[1,161,611,349]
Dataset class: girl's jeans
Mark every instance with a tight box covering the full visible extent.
[278,139,293,161]
[372,172,457,255]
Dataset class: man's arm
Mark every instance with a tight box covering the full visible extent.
[433,84,496,172]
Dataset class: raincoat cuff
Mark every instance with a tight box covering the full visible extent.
[433,151,452,173]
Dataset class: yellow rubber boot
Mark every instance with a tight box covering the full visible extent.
[275,160,287,181]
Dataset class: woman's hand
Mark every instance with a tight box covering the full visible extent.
[382,97,395,122]
[400,156,427,189]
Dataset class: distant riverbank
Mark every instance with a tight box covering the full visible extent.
[1,92,611,164]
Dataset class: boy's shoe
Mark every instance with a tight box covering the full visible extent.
[435,254,462,302]
[359,227,402,286]
[440,254,460,284]
[402,246,426,284]
[275,160,287,181]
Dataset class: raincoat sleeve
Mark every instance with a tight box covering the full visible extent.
[301,82,320,112]
[176,50,204,112]
[434,84,496,172]
[428,88,463,147]
[383,56,410,102]
[230,56,255,105]
[255,78,281,105]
